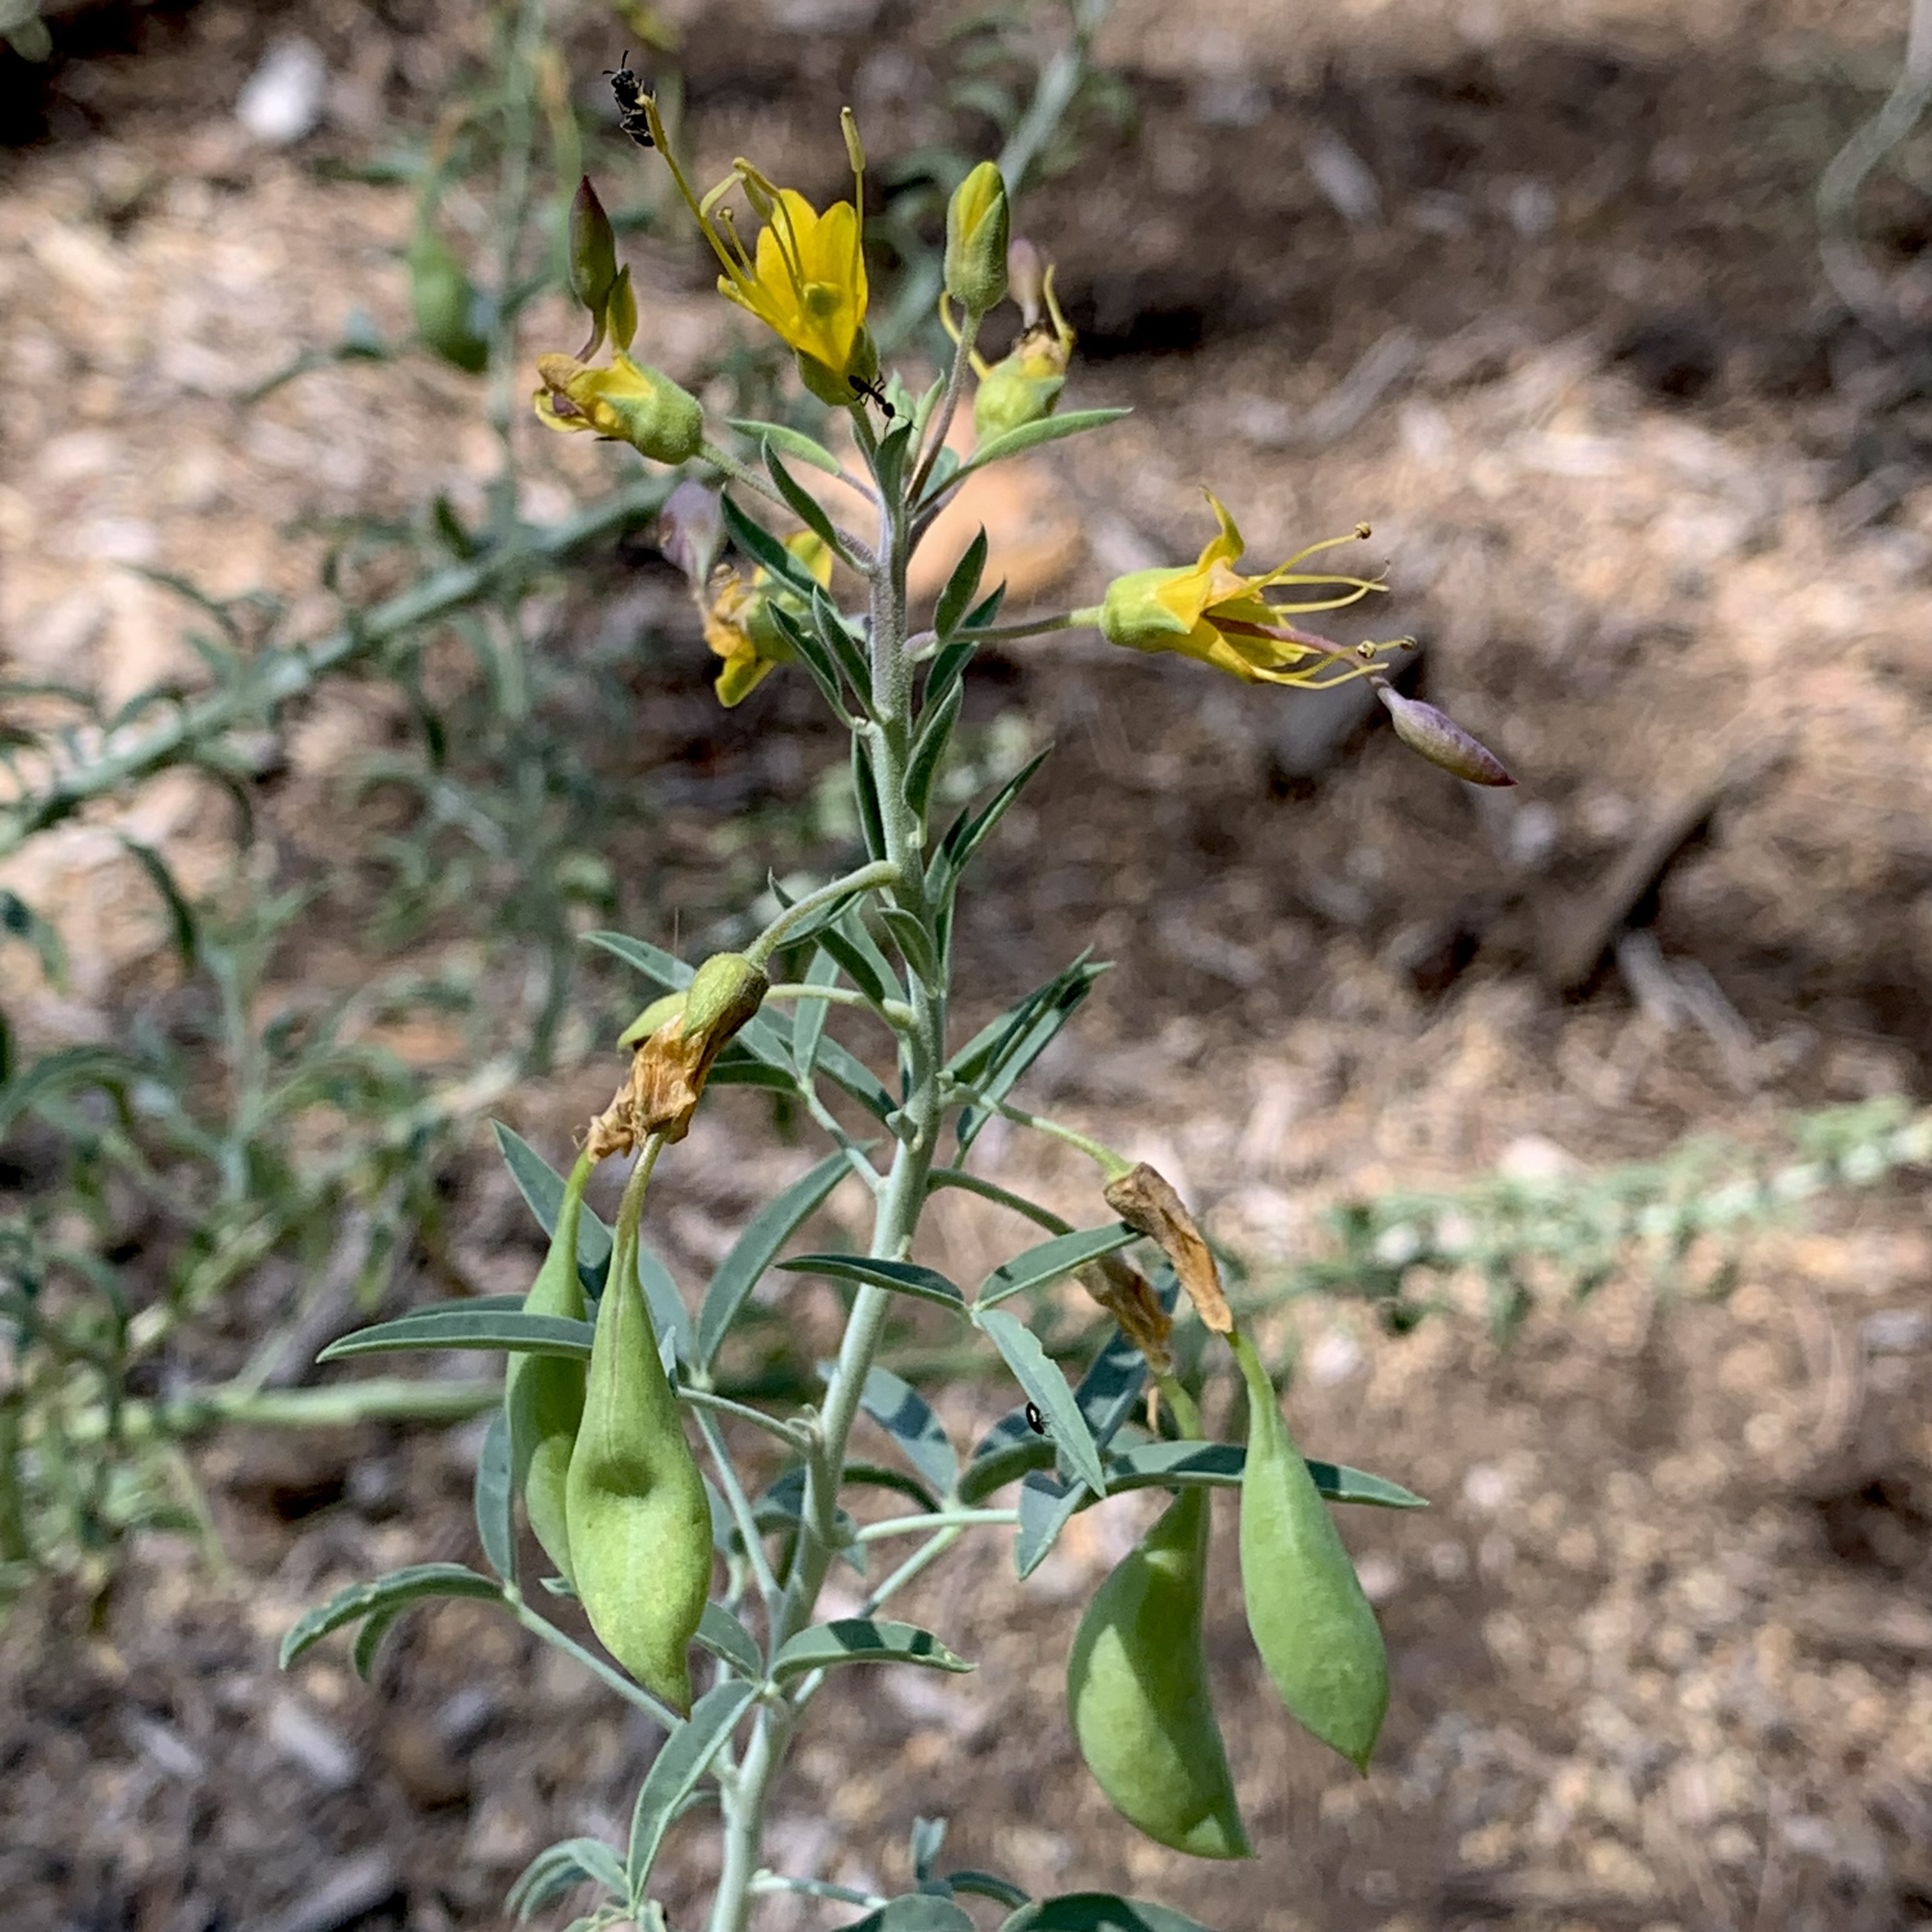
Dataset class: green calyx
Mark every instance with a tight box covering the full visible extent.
[1231,1328,1388,1772]
[1067,1484,1251,1859]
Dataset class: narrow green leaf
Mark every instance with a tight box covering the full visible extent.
[922,637,976,717]
[852,735,889,865]
[974,1308,1106,1499]
[946,408,1131,489]
[949,1873,1030,1910]
[0,887,69,987]
[770,1618,971,1683]
[318,1308,591,1361]
[280,1563,501,1669]
[474,1407,516,1582]
[813,910,898,1011]
[877,906,937,984]
[910,1816,947,1882]
[507,1837,629,1920]
[583,930,692,994]
[765,599,847,713]
[999,1894,1215,1932]
[810,587,874,705]
[778,1254,966,1314]
[904,677,963,824]
[933,746,1052,898]
[1098,1439,1428,1510]
[120,838,198,965]
[963,582,1006,631]
[695,1601,762,1680]
[814,1037,896,1121]
[762,438,845,556]
[351,1607,403,1682]
[697,1151,850,1368]
[790,946,841,1091]
[627,1681,758,1894]
[720,492,820,598]
[859,1365,957,1497]
[844,1462,940,1513]
[728,417,842,475]
[954,956,1107,1156]
[934,528,988,641]
[974,1224,1139,1312]
[873,417,917,502]
[492,1122,613,1271]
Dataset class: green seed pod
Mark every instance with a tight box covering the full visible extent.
[1066,1485,1250,1859]
[565,1216,711,1712]
[1232,1329,1388,1772]
[504,1151,594,1584]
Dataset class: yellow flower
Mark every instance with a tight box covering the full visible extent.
[702,532,834,707]
[532,351,703,464]
[641,98,873,405]
[1096,493,1404,688]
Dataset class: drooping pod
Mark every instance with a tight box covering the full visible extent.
[1066,1485,1251,1859]
[565,1208,712,1712]
[1232,1328,1388,1772]
[504,1151,593,1584]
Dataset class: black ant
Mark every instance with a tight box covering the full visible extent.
[848,373,896,419]
[606,51,654,149]
[1025,1402,1047,1436]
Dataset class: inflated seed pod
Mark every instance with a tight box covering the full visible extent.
[1232,1329,1388,1772]
[1066,1485,1250,1859]
[503,1153,594,1584]
[565,1217,711,1712]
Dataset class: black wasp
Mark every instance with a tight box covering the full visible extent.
[1025,1402,1047,1436]
[606,51,654,148]
[848,373,896,420]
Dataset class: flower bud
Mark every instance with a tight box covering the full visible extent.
[970,251,1073,443]
[1374,683,1514,786]
[618,990,686,1048]
[569,176,619,348]
[656,481,726,590]
[945,162,1011,316]
[532,351,703,464]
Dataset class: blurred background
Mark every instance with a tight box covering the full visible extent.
[4,1,1932,1928]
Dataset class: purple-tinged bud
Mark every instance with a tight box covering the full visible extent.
[1374,683,1515,786]
[656,481,725,588]
[1008,238,1047,326]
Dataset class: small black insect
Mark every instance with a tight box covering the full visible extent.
[848,373,896,419]
[606,50,655,149]
[1025,1402,1047,1436]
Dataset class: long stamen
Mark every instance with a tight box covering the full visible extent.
[643,96,741,284]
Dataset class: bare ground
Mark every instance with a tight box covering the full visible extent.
[4,2,1932,1930]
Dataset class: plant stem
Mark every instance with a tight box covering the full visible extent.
[853,1508,1016,1542]
[704,385,945,1932]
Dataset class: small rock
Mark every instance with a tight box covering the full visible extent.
[1305,132,1382,226]
[237,38,328,146]
[258,1850,397,1932]
[266,1694,359,1791]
